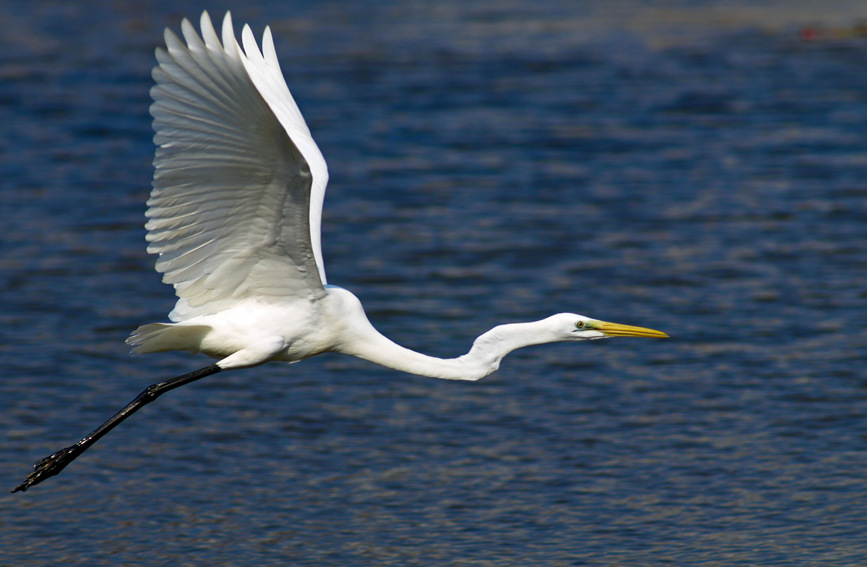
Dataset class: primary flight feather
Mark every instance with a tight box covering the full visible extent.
[13,11,667,493]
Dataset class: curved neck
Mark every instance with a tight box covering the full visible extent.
[337,318,560,381]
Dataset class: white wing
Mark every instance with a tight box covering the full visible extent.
[146,11,329,321]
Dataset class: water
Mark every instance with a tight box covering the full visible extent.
[2,1,867,565]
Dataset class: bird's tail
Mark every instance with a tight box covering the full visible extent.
[126,323,211,355]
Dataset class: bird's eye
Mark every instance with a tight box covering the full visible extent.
[575,321,586,329]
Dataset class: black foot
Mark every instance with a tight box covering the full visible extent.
[12,445,83,493]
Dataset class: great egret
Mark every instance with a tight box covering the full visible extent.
[13,11,667,493]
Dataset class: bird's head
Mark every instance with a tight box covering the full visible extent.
[550,313,669,341]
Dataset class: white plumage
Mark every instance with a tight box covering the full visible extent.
[13,11,666,492]
[127,10,666,375]
[145,12,327,313]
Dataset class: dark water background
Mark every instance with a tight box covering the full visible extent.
[2,1,867,565]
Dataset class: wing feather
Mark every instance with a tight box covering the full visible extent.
[146,11,328,321]
[238,23,329,287]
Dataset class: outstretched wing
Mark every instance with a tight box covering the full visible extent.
[146,11,329,321]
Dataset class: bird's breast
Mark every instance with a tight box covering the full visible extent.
[193,298,329,363]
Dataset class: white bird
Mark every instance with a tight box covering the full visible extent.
[13,11,667,493]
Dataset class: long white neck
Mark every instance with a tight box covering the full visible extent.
[336,316,563,381]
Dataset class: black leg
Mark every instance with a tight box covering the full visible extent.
[12,363,222,493]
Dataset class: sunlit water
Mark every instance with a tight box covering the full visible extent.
[2,1,867,565]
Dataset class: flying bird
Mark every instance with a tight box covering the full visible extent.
[13,11,667,493]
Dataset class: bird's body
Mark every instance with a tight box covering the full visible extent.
[128,285,616,381]
[128,287,489,378]
[13,11,667,493]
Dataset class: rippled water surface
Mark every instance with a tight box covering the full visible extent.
[2,1,867,565]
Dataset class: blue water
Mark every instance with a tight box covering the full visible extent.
[2,1,867,565]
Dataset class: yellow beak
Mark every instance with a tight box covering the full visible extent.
[594,320,669,338]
